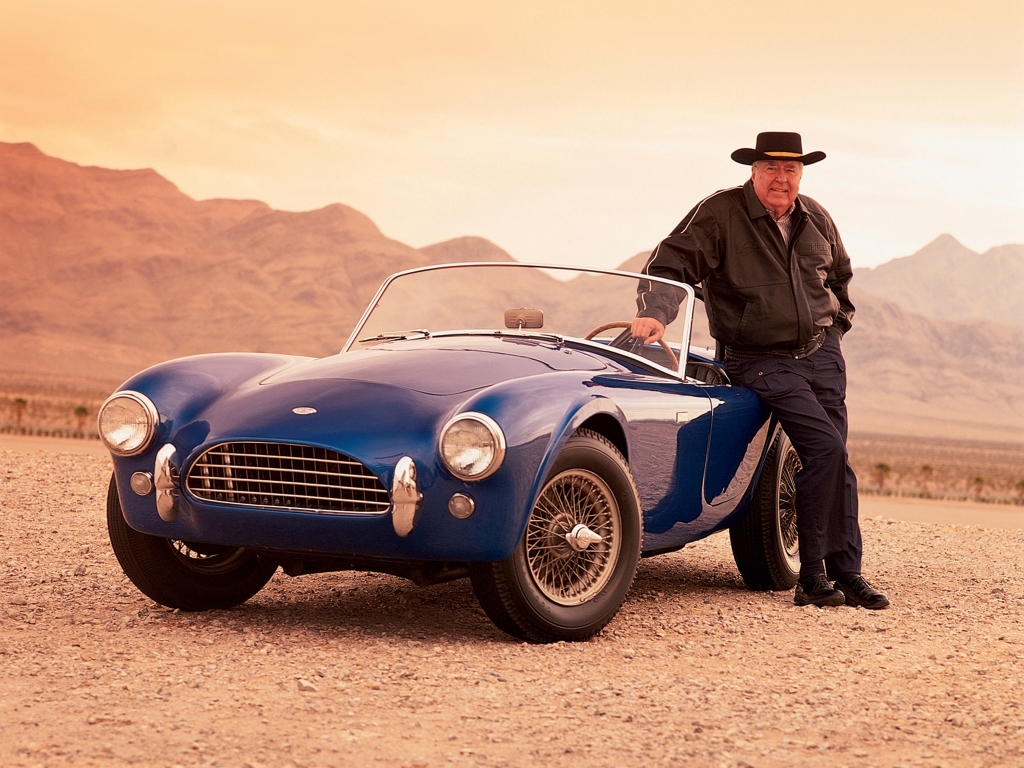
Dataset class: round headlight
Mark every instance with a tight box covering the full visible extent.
[97,391,159,457]
[439,412,506,481]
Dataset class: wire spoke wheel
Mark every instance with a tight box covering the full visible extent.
[777,447,802,562]
[168,540,252,575]
[525,470,621,605]
[106,473,278,610]
[729,428,801,590]
[469,430,642,642]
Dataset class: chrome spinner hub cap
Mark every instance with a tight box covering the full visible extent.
[564,523,604,552]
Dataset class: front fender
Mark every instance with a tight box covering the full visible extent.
[118,353,312,442]
[452,372,628,560]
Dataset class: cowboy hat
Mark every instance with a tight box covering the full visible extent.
[731,132,826,165]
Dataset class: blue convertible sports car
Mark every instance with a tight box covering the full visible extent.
[99,263,801,642]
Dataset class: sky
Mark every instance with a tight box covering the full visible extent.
[1,0,1022,269]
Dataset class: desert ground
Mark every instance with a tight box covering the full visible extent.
[2,436,1023,768]
[848,434,1024,504]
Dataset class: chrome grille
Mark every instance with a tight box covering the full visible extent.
[186,442,390,515]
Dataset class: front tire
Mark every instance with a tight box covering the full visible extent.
[470,430,642,643]
[106,473,278,610]
[729,429,801,590]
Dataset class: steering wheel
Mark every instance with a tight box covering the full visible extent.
[584,322,679,370]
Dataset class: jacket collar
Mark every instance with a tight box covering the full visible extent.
[743,179,804,221]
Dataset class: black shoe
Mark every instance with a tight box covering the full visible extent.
[794,574,846,607]
[836,575,890,610]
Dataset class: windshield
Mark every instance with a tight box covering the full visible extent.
[343,263,696,377]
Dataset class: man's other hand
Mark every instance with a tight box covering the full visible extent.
[630,317,665,344]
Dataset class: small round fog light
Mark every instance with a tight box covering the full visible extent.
[130,471,154,496]
[448,493,475,519]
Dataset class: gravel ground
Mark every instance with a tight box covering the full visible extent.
[2,446,1024,768]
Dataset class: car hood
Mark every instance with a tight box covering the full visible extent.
[260,336,610,395]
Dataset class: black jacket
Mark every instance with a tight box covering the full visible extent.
[637,180,854,352]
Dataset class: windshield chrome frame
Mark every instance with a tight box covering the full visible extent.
[341,262,696,380]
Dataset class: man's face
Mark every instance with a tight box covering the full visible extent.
[751,160,803,217]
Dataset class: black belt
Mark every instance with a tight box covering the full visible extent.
[724,330,826,361]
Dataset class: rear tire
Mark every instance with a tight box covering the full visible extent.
[106,473,278,610]
[729,429,801,590]
[470,430,642,643]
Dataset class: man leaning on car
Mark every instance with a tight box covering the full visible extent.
[631,132,889,610]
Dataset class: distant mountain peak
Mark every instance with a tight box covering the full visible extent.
[0,141,47,159]
[927,233,966,248]
[915,233,977,260]
[418,236,515,263]
[854,237,1023,325]
[615,251,654,274]
[287,202,385,236]
[858,235,977,275]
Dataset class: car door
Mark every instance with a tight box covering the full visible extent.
[589,373,714,549]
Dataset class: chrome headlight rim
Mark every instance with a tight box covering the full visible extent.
[97,390,159,457]
[439,411,506,481]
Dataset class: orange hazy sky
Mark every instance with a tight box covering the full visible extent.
[1,0,1021,268]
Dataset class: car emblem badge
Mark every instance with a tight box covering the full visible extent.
[292,407,317,415]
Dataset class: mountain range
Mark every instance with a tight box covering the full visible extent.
[1,141,1021,442]
[853,234,1024,326]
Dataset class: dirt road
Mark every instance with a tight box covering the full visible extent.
[2,446,1023,767]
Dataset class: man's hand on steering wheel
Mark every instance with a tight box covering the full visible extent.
[631,316,666,345]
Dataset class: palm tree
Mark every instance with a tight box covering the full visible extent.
[920,464,934,497]
[971,476,984,503]
[873,462,892,494]
[74,405,89,438]
[13,397,27,434]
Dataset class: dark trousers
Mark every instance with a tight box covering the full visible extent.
[725,334,862,578]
